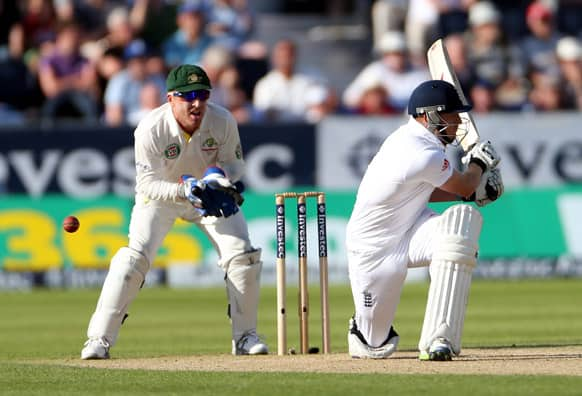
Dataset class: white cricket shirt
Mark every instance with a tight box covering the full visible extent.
[346,117,453,252]
[133,102,244,202]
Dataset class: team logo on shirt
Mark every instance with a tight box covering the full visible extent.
[164,143,181,159]
[202,137,218,151]
[235,144,242,159]
[441,158,450,172]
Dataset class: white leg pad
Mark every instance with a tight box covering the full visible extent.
[224,249,262,341]
[87,247,149,345]
[418,204,483,356]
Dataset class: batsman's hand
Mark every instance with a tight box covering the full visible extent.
[461,141,501,173]
[474,167,504,207]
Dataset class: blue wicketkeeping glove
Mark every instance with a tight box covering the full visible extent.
[200,167,243,217]
[181,175,209,216]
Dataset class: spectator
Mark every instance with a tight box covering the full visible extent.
[53,0,75,25]
[127,81,163,126]
[162,0,213,68]
[81,6,137,65]
[139,0,180,49]
[38,22,100,122]
[0,21,41,125]
[555,36,582,110]
[353,79,396,116]
[219,64,259,123]
[304,84,340,123]
[205,0,254,51]
[253,38,319,122]
[199,44,236,108]
[20,0,56,51]
[371,0,408,51]
[0,0,21,52]
[103,39,166,126]
[443,34,474,94]
[527,73,563,111]
[343,31,429,113]
[519,1,563,81]
[94,47,125,111]
[404,0,475,64]
[470,80,497,113]
[464,2,526,111]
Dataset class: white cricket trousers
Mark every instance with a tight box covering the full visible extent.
[129,196,253,267]
[348,208,440,347]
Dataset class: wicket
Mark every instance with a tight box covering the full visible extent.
[275,191,330,355]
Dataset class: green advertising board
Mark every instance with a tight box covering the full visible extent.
[1,187,580,273]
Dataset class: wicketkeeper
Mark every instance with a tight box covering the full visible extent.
[81,64,268,359]
[346,80,503,361]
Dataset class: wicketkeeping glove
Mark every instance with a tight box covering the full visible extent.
[181,175,209,216]
[201,166,245,206]
[474,167,504,207]
[461,141,501,173]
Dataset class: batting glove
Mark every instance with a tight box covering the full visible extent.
[461,141,501,173]
[474,167,504,207]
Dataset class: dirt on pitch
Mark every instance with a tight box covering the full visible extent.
[58,346,582,376]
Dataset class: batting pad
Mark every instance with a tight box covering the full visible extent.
[87,247,149,345]
[224,249,262,342]
[418,204,482,355]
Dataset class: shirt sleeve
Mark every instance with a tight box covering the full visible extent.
[217,113,245,182]
[134,125,184,201]
[406,147,453,188]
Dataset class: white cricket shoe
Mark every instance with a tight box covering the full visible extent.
[348,317,399,359]
[232,331,269,355]
[81,338,110,360]
[419,337,453,361]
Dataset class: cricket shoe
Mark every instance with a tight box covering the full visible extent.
[348,316,399,359]
[81,338,110,360]
[419,337,453,361]
[232,331,269,355]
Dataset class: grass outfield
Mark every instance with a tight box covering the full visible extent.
[1,278,581,395]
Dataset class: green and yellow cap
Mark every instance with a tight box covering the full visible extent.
[166,64,212,92]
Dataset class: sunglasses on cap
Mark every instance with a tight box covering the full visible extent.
[172,90,210,101]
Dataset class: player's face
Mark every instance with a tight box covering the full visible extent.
[168,90,210,133]
[439,112,462,144]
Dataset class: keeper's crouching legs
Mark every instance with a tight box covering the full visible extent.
[418,204,483,361]
[222,249,268,355]
[81,247,149,359]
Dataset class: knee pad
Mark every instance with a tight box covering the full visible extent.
[87,247,150,345]
[419,204,483,355]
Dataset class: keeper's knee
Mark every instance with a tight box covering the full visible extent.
[110,247,150,283]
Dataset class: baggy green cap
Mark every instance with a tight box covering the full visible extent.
[166,64,212,92]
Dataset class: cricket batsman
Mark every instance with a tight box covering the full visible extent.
[81,64,268,359]
[346,80,503,360]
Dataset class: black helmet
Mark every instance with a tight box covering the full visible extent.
[407,80,472,117]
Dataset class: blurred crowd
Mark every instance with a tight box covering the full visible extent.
[0,0,580,128]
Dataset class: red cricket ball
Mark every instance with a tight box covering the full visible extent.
[63,215,80,233]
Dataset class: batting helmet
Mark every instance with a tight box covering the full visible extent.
[407,80,472,117]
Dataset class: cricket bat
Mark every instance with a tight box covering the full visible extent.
[427,39,479,152]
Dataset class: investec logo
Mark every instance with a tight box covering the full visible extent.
[276,205,285,258]
[317,203,327,257]
[297,203,307,257]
